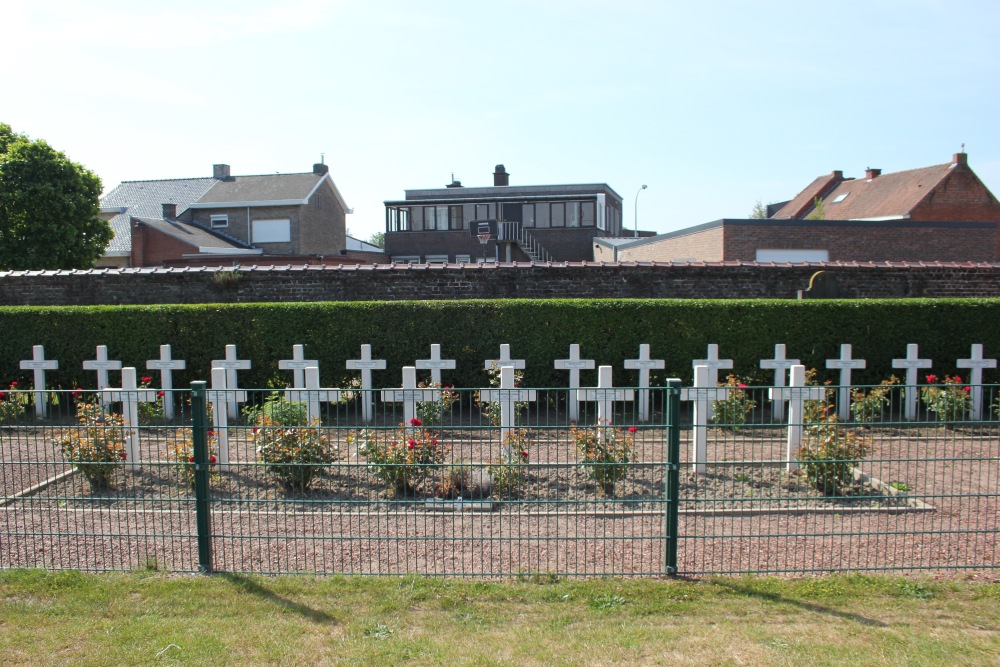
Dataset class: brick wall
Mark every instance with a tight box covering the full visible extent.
[3,262,1000,306]
[620,225,724,262]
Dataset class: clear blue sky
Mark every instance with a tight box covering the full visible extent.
[5,0,999,243]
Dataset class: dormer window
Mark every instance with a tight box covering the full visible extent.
[210,214,229,228]
[831,193,849,204]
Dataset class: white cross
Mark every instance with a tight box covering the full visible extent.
[145,344,186,420]
[206,367,247,471]
[210,344,251,420]
[478,365,537,444]
[625,344,665,423]
[102,367,157,471]
[692,344,733,386]
[681,365,731,474]
[284,366,341,423]
[83,345,122,405]
[346,344,386,422]
[892,344,932,420]
[957,343,997,420]
[416,344,456,386]
[554,343,595,422]
[278,344,317,389]
[760,344,800,422]
[770,365,826,472]
[485,344,525,370]
[825,344,867,421]
[381,366,442,427]
[19,345,58,418]
[579,365,634,428]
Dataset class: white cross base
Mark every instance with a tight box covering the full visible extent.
[284,366,341,423]
[381,366,442,427]
[681,365,732,474]
[146,344,186,420]
[770,365,826,471]
[206,367,247,471]
[957,343,996,420]
[346,344,386,422]
[625,343,664,423]
[20,345,58,418]
[825,344,866,421]
[892,344,932,421]
[479,365,537,444]
[554,343,595,422]
[101,367,157,471]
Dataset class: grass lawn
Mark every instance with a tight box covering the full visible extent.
[0,570,997,666]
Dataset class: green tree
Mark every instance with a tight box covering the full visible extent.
[0,123,112,269]
[805,196,826,221]
[749,200,768,219]
[368,231,385,248]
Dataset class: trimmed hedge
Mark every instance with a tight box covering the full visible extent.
[1,299,999,390]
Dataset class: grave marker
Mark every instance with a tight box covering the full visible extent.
[146,344,186,420]
[210,344,251,419]
[554,343,595,422]
[681,365,731,474]
[479,365,537,444]
[284,366,341,423]
[760,344,800,421]
[206,367,247,471]
[770,365,825,471]
[692,344,733,386]
[346,344,386,422]
[19,345,58,418]
[83,345,122,405]
[892,344,932,420]
[102,367,157,471]
[381,366,441,427]
[278,344,317,389]
[579,366,634,428]
[625,344,665,423]
[484,344,525,370]
[825,344,867,421]
[957,343,996,420]
[415,344,456,386]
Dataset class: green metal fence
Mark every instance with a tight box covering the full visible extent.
[1,380,997,577]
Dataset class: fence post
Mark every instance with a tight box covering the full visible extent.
[664,378,682,576]
[191,380,213,574]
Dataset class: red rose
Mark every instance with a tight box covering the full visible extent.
[737,383,747,389]
[188,456,195,463]
[208,430,217,437]
[925,374,937,383]
[953,375,962,384]
[119,451,127,460]
[141,376,152,384]
[628,426,638,433]
[965,386,971,392]
[407,442,415,450]
[521,451,528,459]
[252,427,259,434]
[432,439,438,446]
[9,381,17,387]
[0,392,6,400]
[157,391,164,397]
[209,455,217,464]
[410,418,422,427]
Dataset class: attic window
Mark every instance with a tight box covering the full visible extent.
[210,214,229,228]
[831,193,849,204]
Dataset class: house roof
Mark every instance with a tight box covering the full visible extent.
[131,217,262,254]
[99,178,217,255]
[772,154,972,220]
[192,172,326,207]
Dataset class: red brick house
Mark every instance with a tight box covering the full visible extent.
[599,152,1000,263]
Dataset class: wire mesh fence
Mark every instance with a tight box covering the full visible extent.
[1,380,997,577]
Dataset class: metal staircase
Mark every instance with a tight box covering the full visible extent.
[498,222,554,262]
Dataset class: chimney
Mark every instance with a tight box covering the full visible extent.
[446,172,463,188]
[213,164,231,180]
[493,164,509,187]
[313,163,329,175]
[865,167,881,180]
[162,203,177,219]
[953,152,968,167]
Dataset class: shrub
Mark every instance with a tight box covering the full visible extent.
[572,421,636,493]
[353,418,451,495]
[921,374,971,422]
[850,375,899,423]
[710,375,756,431]
[487,429,530,498]
[168,433,218,486]
[415,380,458,426]
[0,381,28,422]
[249,397,336,492]
[137,375,165,424]
[53,402,128,490]
[798,413,872,496]
[476,362,528,427]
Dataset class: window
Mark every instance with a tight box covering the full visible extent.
[435,205,449,231]
[412,207,424,232]
[252,219,291,243]
[551,202,565,227]
[536,203,550,228]
[392,255,420,264]
[210,214,229,229]
[567,202,580,227]
[831,192,849,204]
[475,204,491,220]
[399,207,410,231]
[455,254,472,263]
[425,254,449,264]
[522,203,535,227]
[755,249,829,262]
[312,194,323,210]
[583,202,596,228]
[449,206,463,230]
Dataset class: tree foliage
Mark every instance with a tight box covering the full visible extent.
[368,231,385,248]
[0,123,112,270]
[805,196,826,221]
[749,200,768,219]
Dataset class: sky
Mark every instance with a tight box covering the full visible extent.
[4,0,999,243]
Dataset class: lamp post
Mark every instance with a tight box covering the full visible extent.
[634,184,647,238]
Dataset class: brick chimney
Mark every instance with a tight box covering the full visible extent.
[162,203,177,219]
[953,152,968,167]
[313,163,329,175]
[213,164,231,180]
[493,164,509,187]
[865,167,881,180]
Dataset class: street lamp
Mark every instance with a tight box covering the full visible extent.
[634,184,647,238]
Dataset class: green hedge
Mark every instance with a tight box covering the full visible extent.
[1,299,998,390]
